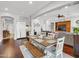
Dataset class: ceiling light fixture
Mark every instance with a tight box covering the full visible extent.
[29,1,32,4]
[4,8,8,11]
[65,6,68,9]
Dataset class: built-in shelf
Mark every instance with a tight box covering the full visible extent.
[55,21,71,32]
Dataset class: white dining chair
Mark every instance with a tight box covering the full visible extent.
[39,35,44,39]
[44,37,65,58]
[31,40,37,47]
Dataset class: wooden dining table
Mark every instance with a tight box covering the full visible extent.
[23,35,57,58]
[32,39,56,47]
[28,35,56,47]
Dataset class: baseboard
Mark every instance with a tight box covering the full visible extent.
[64,44,73,48]
[17,37,27,40]
[64,43,74,56]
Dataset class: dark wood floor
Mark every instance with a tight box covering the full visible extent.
[63,44,73,56]
[0,39,74,58]
[0,39,23,58]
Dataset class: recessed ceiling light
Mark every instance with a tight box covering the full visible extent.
[4,8,8,11]
[65,6,68,9]
[29,1,32,4]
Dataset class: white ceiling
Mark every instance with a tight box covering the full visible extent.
[37,3,79,19]
[32,1,73,18]
[0,1,79,19]
[0,1,50,17]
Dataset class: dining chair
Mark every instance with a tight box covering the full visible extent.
[38,35,44,39]
[44,37,65,58]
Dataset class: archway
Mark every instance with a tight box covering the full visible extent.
[1,16,14,40]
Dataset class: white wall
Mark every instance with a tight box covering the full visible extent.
[70,16,79,33]
[31,18,41,35]
[0,17,3,42]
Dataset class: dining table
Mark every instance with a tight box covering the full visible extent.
[25,35,57,58]
[32,39,56,47]
[27,35,57,49]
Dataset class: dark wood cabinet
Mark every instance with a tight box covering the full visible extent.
[3,30,10,38]
[73,35,79,57]
[55,21,71,32]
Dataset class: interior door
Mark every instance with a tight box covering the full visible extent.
[16,22,26,38]
[19,22,26,38]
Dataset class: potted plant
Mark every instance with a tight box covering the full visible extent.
[73,27,79,35]
[73,27,79,57]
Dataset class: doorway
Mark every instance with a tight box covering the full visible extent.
[1,16,14,40]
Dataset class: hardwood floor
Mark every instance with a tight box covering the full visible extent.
[0,39,74,58]
[63,44,73,56]
[0,39,23,58]
[25,42,45,58]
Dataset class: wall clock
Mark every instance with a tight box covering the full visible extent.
[76,20,79,24]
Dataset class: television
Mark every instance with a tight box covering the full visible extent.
[57,25,66,31]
